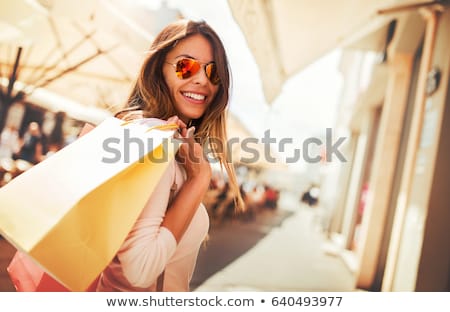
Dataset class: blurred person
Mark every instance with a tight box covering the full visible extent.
[45,112,66,157]
[301,184,320,207]
[0,125,20,159]
[263,184,279,210]
[14,122,44,164]
[247,185,266,210]
[96,19,244,292]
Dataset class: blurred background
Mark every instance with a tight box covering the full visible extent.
[1,0,449,292]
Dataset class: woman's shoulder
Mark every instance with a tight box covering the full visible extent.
[114,106,144,121]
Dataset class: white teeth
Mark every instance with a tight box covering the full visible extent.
[183,92,205,101]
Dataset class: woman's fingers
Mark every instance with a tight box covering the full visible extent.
[166,116,179,124]
[185,126,195,139]
[177,141,210,180]
[167,116,187,132]
[168,117,209,180]
[167,116,188,140]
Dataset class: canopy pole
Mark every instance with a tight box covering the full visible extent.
[0,47,23,135]
[6,47,23,99]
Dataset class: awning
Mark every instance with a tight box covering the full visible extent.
[227,0,435,103]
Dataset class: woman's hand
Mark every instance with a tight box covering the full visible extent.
[178,138,212,184]
[166,116,187,135]
[167,116,211,185]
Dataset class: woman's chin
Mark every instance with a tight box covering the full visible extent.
[182,111,206,122]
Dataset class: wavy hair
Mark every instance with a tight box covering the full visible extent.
[119,19,244,212]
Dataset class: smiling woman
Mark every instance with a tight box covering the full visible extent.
[96,19,245,292]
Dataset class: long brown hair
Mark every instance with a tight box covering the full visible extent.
[120,19,244,212]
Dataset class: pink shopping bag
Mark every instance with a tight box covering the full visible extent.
[7,250,99,291]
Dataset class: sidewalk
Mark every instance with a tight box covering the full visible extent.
[193,192,357,292]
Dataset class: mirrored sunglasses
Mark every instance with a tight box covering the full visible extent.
[166,58,220,85]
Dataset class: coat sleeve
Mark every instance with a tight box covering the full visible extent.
[116,160,178,288]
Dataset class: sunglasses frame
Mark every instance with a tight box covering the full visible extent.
[166,57,220,85]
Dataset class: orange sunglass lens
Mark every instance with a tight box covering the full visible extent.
[205,63,220,85]
[176,59,200,79]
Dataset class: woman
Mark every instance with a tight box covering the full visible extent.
[97,19,244,292]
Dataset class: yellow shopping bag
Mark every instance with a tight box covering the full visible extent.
[0,117,178,291]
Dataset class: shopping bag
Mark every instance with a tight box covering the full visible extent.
[7,250,65,291]
[0,117,178,291]
[6,123,98,292]
[7,250,101,291]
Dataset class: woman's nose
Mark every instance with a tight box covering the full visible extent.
[192,66,209,85]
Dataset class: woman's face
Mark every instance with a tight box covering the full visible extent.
[163,34,219,124]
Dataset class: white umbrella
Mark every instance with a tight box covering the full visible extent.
[0,0,154,115]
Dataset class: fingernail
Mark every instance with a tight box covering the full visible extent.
[187,127,195,138]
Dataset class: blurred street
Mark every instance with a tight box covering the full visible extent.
[0,191,356,292]
[192,191,356,291]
